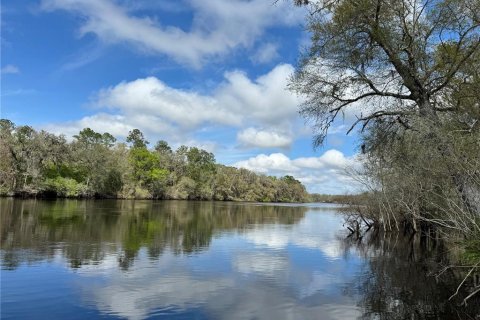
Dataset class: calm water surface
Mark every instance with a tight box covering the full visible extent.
[1,199,478,319]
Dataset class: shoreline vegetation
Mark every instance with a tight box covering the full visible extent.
[0,120,309,203]
[0,192,360,205]
[0,192,356,204]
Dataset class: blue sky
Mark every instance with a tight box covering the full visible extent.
[1,0,362,194]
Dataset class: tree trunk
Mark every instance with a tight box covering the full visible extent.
[417,96,438,120]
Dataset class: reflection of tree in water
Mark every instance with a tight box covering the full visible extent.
[0,199,307,270]
[339,229,480,319]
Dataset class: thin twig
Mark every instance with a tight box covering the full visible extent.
[448,263,479,301]
[462,286,480,306]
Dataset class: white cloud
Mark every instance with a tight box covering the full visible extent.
[44,113,166,138]
[96,76,239,128]
[1,64,20,74]
[237,128,292,148]
[180,139,218,153]
[234,153,299,174]
[293,149,353,169]
[45,64,302,148]
[216,64,300,125]
[233,149,362,193]
[41,0,304,67]
[234,149,356,173]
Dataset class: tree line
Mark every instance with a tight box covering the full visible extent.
[0,120,308,202]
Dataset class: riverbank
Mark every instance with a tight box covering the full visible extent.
[0,191,310,203]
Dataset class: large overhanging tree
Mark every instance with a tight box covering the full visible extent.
[290,0,480,146]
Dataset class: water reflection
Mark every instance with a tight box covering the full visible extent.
[1,199,307,270]
[1,199,479,319]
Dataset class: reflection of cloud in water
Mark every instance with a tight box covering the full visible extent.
[244,212,343,259]
[244,225,290,249]
[80,265,360,320]
[72,253,119,275]
[297,272,343,299]
[75,211,361,319]
[89,274,234,320]
[208,284,360,320]
[234,252,288,277]
[80,251,235,320]
[232,251,349,300]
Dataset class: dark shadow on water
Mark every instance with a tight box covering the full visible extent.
[339,228,480,319]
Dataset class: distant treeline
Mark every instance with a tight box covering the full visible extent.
[308,193,366,204]
[0,119,308,202]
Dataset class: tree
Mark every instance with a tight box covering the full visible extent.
[291,0,480,223]
[186,147,216,199]
[126,129,149,148]
[12,126,42,190]
[154,140,173,172]
[290,0,480,145]
[74,128,116,148]
[70,128,117,195]
[0,120,16,193]
[129,147,168,198]
[154,140,172,154]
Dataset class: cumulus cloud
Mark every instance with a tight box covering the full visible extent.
[45,64,302,148]
[292,149,353,169]
[215,64,300,126]
[237,128,292,148]
[44,114,127,137]
[41,0,304,67]
[96,76,239,128]
[1,64,20,74]
[234,153,299,174]
[233,149,362,193]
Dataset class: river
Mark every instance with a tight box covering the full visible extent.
[1,199,478,319]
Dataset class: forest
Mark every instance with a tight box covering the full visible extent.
[0,120,308,202]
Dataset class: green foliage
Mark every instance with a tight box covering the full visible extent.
[128,147,169,197]
[74,128,116,148]
[461,239,480,265]
[43,177,86,197]
[154,140,172,154]
[102,169,123,196]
